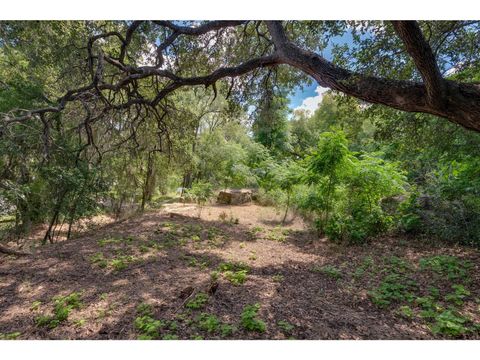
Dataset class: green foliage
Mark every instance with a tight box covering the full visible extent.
[252,91,291,157]
[0,332,21,340]
[185,293,209,310]
[196,313,220,333]
[295,129,406,243]
[419,255,472,281]
[134,303,166,339]
[266,227,289,242]
[35,292,82,329]
[397,305,414,319]
[240,304,266,333]
[223,269,248,285]
[30,300,42,311]
[277,320,295,334]
[136,303,154,317]
[313,264,342,280]
[272,274,284,283]
[353,256,375,278]
[219,324,237,337]
[184,181,213,205]
[90,252,108,268]
[134,316,164,339]
[430,310,470,337]
[369,273,416,308]
[445,285,471,306]
[218,262,249,285]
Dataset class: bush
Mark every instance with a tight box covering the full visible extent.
[398,157,480,247]
[184,181,213,205]
[294,130,406,243]
[240,304,266,332]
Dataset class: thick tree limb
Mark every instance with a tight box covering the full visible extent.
[152,21,247,36]
[391,21,446,107]
[265,21,480,132]
[3,20,480,133]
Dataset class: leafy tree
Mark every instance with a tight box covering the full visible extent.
[252,91,291,157]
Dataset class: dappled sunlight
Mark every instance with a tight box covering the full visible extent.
[1,203,480,339]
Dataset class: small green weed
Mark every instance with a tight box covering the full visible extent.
[224,270,248,285]
[430,310,469,337]
[445,284,470,306]
[277,320,295,334]
[134,303,164,339]
[186,293,209,310]
[218,262,249,285]
[35,292,82,329]
[240,303,266,333]
[313,265,342,280]
[220,324,237,337]
[272,274,284,283]
[419,255,472,281]
[368,273,416,308]
[0,332,21,340]
[30,300,42,311]
[90,252,108,268]
[196,313,220,333]
[397,305,414,319]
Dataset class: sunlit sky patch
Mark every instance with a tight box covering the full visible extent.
[288,31,354,112]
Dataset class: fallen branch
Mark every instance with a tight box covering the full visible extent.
[0,244,31,256]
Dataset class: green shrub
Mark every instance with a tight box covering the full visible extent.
[240,304,266,333]
[295,130,406,244]
[196,313,220,333]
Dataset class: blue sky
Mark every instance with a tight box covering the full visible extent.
[288,31,354,112]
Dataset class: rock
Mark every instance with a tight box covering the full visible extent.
[217,189,252,205]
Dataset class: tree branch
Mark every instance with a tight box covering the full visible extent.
[3,20,480,134]
[265,21,480,131]
[391,21,446,107]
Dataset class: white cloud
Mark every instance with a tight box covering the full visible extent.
[294,86,329,114]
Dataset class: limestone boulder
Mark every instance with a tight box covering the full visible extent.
[217,189,252,205]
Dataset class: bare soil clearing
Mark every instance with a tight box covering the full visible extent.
[1,203,479,339]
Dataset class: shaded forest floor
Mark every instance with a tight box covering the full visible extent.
[1,203,480,340]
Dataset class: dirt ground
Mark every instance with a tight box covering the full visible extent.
[1,202,480,340]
